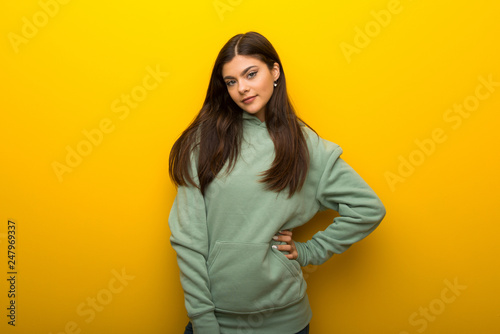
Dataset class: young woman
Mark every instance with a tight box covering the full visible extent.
[168,31,386,334]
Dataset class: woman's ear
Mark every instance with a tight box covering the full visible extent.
[272,62,280,82]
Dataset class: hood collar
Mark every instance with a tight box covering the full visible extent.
[242,111,267,128]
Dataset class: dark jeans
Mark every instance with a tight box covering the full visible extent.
[184,321,309,334]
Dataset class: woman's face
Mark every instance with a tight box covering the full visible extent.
[222,55,280,122]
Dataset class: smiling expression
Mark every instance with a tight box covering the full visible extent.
[222,55,280,122]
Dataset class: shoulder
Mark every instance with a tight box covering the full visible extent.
[301,125,343,160]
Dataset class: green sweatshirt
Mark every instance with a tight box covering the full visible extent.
[168,111,386,333]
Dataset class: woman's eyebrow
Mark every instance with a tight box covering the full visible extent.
[223,65,258,80]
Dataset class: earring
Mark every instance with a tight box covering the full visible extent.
[273,81,277,87]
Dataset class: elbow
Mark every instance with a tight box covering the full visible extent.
[372,198,386,225]
[360,195,386,228]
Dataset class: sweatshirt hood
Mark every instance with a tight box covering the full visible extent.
[242,111,267,128]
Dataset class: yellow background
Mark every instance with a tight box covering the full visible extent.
[1,0,499,333]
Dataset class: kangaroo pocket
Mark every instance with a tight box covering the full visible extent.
[207,241,306,314]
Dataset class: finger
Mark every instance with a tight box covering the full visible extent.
[278,230,292,236]
[273,234,291,243]
[272,244,297,260]
[273,244,293,252]
[273,235,292,244]
[284,253,297,260]
[272,245,292,252]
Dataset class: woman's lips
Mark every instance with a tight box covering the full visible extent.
[242,96,256,104]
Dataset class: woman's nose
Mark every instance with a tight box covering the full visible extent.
[238,81,249,94]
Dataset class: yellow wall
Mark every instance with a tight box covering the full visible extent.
[1,0,499,333]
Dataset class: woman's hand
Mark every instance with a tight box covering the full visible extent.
[272,230,298,260]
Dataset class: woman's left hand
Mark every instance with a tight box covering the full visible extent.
[272,230,298,260]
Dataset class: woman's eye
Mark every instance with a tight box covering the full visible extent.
[225,72,256,86]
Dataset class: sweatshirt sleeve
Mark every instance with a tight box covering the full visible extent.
[295,140,386,267]
[168,152,220,333]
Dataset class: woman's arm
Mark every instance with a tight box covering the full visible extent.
[294,144,386,266]
[169,151,220,333]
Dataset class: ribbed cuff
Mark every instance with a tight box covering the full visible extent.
[294,241,309,267]
[191,311,220,334]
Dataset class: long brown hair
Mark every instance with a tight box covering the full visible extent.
[169,31,315,197]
